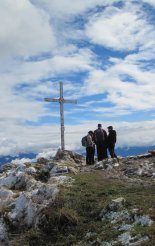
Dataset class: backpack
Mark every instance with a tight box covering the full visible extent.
[81,136,87,147]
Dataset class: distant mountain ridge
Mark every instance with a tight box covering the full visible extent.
[81,145,155,158]
[0,145,155,166]
[0,153,36,166]
[116,145,155,157]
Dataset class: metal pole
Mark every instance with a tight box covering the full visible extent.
[60,82,65,151]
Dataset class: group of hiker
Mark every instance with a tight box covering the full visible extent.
[83,123,117,165]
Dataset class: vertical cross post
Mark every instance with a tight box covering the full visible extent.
[60,82,65,150]
[44,82,77,151]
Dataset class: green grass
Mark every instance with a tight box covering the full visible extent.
[9,171,155,245]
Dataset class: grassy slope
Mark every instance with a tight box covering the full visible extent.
[10,171,155,246]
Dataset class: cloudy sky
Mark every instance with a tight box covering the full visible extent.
[0,0,155,156]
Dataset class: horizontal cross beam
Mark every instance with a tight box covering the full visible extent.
[44,98,59,102]
[63,99,77,104]
[44,98,77,104]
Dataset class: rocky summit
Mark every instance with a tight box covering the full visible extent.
[0,149,154,246]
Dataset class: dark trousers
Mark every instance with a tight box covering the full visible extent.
[96,141,108,161]
[86,146,95,165]
[108,144,117,158]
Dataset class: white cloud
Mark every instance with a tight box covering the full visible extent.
[29,0,120,53]
[0,124,61,156]
[81,57,155,111]
[0,0,55,64]
[0,0,154,157]
[85,3,154,51]
[1,48,94,85]
[36,149,57,159]
[80,2,155,113]
[143,0,155,7]
[91,107,132,117]
[30,0,116,18]
[1,120,155,156]
[0,47,94,126]
[11,158,35,165]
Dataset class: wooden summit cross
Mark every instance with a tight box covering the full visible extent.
[44,82,77,151]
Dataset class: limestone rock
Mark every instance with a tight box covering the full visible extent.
[25,166,36,175]
[54,149,84,164]
[0,220,9,246]
[134,215,153,226]
[7,183,59,228]
[8,192,38,227]
[94,162,104,169]
[37,157,48,164]
[0,163,13,174]
[49,175,74,186]
[102,210,130,224]
[118,232,149,246]
[0,188,14,213]
[100,242,114,246]
[99,197,153,246]
[108,197,126,211]
[50,165,68,176]
[117,224,133,232]
[124,168,140,176]
[68,166,79,175]
[0,172,20,189]
[0,188,13,200]
[94,158,119,171]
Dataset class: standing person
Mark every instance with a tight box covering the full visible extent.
[94,124,108,161]
[107,126,117,158]
[86,131,95,165]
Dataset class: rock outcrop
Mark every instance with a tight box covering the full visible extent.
[0,149,154,245]
[0,149,84,244]
[81,197,153,246]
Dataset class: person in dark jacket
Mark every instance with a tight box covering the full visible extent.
[94,124,108,161]
[86,131,95,165]
[107,126,117,158]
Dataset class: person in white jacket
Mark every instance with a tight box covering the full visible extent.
[86,131,95,165]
